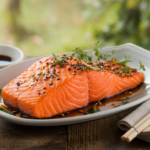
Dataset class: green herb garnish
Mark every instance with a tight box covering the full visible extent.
[139,61,146,71]
[0,107,13,115]
[52,53,66,64]
[85,65,100,71]
[118,97,130,104]
[132,69,137,72]
[121,67,130,74]
[71,47,90,62]
[93,40,115,61]
[107,58,117,63]
[37,72,42,76]
[132,61,146,72]
[115,55,132,66]
[85,107,100,114]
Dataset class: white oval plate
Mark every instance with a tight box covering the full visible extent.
[0,43,150,126]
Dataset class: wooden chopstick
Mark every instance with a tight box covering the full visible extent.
[121,113,150,142]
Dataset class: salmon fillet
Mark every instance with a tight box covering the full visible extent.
[2,55,144,118]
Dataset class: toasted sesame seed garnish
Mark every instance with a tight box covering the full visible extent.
[56,78,60,80]
[73,70,76,73]
[73,66,76,69]
[98,101,101,105]
[83,112,88,115]
[16,113,21,117]
[50,75,54,78]
[49,82,53,86]
[17,82,20,86]
[43,93,46,96]
[79,110,84,113]
[94,103,98,106]
[73,73,76,75]
[61,113,65,116]
[68,68,71,70]
[38,92,41,95]
[43,87,46,89]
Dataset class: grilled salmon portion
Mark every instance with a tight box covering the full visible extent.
[2,55,144,118]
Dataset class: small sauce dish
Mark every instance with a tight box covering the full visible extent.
[0,45,24,69]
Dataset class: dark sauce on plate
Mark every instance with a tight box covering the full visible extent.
[0,55,14,65]
[0,83,143,119]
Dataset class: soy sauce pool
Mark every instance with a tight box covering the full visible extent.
[0,83,143,119]
[0,55,14,65]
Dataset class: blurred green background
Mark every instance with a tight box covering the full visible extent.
[0,0,150,56]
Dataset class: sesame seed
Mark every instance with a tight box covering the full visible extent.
[68,68,71,71]
[17,82,20,86]
[56,78,60,80]
[38,92,41,95]
[79,110,84,113]
[43,87,46,89]
[98,101,101,105]
[50,75,54,78]
[94,103,98,106]
[49,82,53,86]
[61,113,65,116]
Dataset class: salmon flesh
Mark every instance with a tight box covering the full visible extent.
[2,55,144,118]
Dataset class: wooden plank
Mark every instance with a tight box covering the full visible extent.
[0,120,67,150]
[67,106,150,150]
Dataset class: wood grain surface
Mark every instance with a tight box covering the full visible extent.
[0,56,149,150]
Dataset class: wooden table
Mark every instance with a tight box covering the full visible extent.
[0,56,149,150]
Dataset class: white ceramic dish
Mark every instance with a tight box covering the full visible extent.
[0,45,24,69]
[0,43,150,126]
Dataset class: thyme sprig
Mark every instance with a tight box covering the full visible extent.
[85,65,100,71]
[93,40,115,61]
[71,47,92,62]
[139,61,146,71]
[37,72,42,76]
[118,97,130,104]
[132,61,146,72]
[85,107,100,114]
[52,53,66,64]
[115,55,132,66]
[121,67,130,74]
[71,40,115,62]
[0,107,13,115]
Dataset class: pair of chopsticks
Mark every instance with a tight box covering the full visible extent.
[121,113,150,142]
